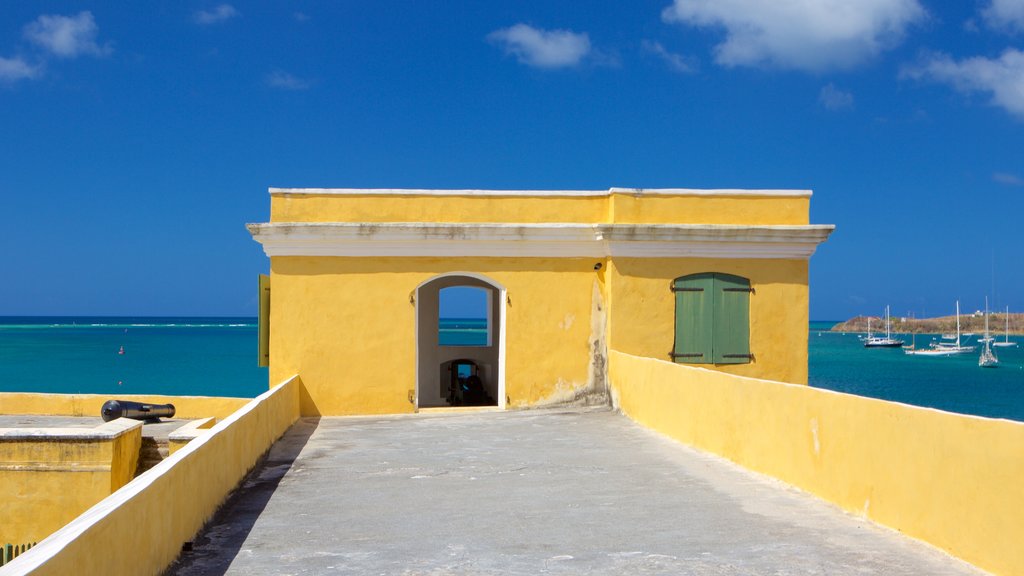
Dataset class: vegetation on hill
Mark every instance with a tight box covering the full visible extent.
[831,313,1024,335]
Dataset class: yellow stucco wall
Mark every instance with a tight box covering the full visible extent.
[9,376,301,576]
[0,419,141,545]
[271,194,608,223]
[166,417,218,455]
[609,351,1024,576]
[608,194,809,225]
[270,257,603,415]
[0,393,250,420]
[269,191,808,225]
[607,258,809,384]
[260,189,821,413]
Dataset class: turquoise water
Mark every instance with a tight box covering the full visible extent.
[439,318,488,346]
[809,321,1024,422]
[1,317,1021,422]
[0,317,266,398]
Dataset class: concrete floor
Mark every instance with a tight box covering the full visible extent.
[167,408,987,576]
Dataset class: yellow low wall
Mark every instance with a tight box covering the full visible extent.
[0,419,142,545]
[4,376,302,576]
[167,417,217,455]
[609,350,1023,576]
[0,393,250,420]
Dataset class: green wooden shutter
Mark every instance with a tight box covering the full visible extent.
[257,274,270,367]
[712,273,751,364]
[672,273,713,363]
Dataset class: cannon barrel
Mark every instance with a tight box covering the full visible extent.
[100,400,176,422]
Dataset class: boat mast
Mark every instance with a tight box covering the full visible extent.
[956,300,961,347]
[985,297,990,341]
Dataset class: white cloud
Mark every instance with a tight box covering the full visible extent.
[488,24,591,69]
[662,0,926,72]
[294,12,310,23]
[0,56,42,82]
[982,0,1024,33]
[266,70,311,90]
[993,172,1024,186]
[195,4,240,25]
[23,11,111,58]
[905,49,1024,120]
[819,83,854,110]
[642,40,697,73]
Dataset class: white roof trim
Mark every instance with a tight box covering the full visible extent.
[268,187,813,198]
[247,222,834,260]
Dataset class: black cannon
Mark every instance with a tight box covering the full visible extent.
[100,400,176,422]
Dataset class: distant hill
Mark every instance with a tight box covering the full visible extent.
[831,312,1024,335]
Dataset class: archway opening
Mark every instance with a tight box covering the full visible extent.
[416,275,503,409]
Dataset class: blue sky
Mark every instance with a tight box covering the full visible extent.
[2,1,1022,320]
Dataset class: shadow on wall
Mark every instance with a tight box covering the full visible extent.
[299,383,321,417]
[163,417,321,575]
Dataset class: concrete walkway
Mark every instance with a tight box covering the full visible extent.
[168,408,986,575]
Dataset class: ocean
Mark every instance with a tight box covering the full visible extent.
[809,321,1023,422]
[0,317,266,398]
[439,318,489,346]
[1,317,1021,422]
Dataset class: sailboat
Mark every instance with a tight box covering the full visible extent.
[979,298,999,368]
[864,306,904,347]
[993,306,1018,348]
[905,300,976,356]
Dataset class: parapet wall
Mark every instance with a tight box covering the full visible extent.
[3,376,301,576]
[267,188,812,226]
[0,393,250,421]
[608,350,1024,576]
[0,419,142,545]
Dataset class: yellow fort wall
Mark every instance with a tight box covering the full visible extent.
[0,393,250,421]
[258,188,826,413]
[0,418,142,546]
[0,393,249,547]
[5,376,302,576]
[609,350,1024,576]
[269,190,809,225]
[607,258,809,384]
[607,194,809,225]
[270,256,603,415]
[271,193,608,224]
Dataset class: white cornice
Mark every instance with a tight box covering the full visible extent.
[268,187,813,198]
[247,222,834,259]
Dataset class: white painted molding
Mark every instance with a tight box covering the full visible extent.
[268,187,813,198]
[247,222,835,260]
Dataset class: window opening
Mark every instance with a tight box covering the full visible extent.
[438,286,490,347]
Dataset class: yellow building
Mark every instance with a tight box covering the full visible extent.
[248,188,833,416]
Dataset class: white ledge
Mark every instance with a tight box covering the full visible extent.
[247,222,834,259]
[268,187,813,198]
[0,418,142,441]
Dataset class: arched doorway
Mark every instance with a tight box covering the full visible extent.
[415,273,505,409]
